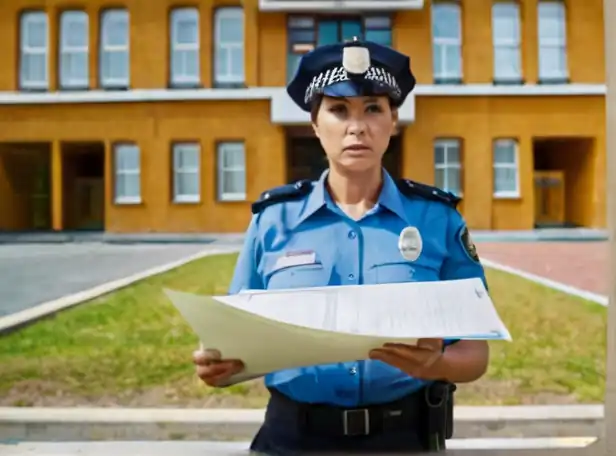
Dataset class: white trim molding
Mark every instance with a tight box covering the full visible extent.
[0,84,606,125]
[258,0,424,12]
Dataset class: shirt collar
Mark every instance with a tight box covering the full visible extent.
[290,168,411,229]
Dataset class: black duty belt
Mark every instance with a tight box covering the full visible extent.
[266,387,424,438]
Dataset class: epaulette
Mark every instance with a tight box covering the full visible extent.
[396,179,461,209]
[251,180,314,214]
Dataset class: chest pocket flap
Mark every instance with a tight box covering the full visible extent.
[262,251,331,290]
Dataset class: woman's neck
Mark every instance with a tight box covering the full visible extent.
[326,164,383,219]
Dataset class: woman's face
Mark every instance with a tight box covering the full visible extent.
[312,95,398,173]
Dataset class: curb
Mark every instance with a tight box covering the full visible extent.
[0,405,604,442]
[0,246,241,334]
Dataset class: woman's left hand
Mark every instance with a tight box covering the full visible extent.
[369,338,445,380]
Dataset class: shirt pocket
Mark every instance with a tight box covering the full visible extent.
[262,253,331,290]
[372,261,417,284]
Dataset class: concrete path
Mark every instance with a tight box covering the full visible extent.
[0,243,217,317]
[0,438,598,455]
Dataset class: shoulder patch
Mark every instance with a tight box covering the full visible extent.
[396,179,461,209]
[460,226,480,263]
[251,180,314,214]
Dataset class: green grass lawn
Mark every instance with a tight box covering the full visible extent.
[0,253,607,407]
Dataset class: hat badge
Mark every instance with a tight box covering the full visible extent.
[342,41,371,75]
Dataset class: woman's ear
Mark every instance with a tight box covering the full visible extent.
[312,121,320,138]
[391,108,399,135]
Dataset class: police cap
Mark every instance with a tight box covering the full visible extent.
[286,38,416,112]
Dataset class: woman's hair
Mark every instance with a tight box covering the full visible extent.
[309,94,397,123]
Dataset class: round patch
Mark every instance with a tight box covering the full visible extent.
[461,226,479,262]
[398,226,423,262]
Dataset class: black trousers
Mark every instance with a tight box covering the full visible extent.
[249,389,432,455]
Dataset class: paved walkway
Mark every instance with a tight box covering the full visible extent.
[0,243,216,317]
[0,438,597,455]
[477,241,607,296]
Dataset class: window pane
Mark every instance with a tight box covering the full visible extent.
[432,44,443,75]
[176,147,199,168]
[125,174,140,198]
[446,168,461,194]
[444,44,461,76]
[341,20,361,41]
[434,144,445,164]
[219,17,242,42]
[176,20,198,44]
[287,53,302,82]
[365,16,391,28]
[178,173,199,196]
[494,46,521,78]
[222,145,245,167]
[447,145,460,163]
[365,29,391,47]
[289,28,315,44]
[492,3,519,41]
[318,21,339,45]
[539,46,566,78]
[61,12,88,47]
[102,11,128,46]
[538,1,566,41]
[24,16,47,47]
[494,168,517,193]
[432,4,460,39]
[230,48,244,77]
[434,168,445,188]
[223,170,246,195]
[23,54,46,82]
[61,52,88,82]
[494,142,515,163]
[103,50,128,80]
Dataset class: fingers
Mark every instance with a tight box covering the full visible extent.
[192,348,222,366]
[193,348,244,387]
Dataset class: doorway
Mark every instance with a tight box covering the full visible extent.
[61,142,105,231]
[286,129,403,183]
[532,138,595,228]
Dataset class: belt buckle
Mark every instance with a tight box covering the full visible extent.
[342,408,370,436]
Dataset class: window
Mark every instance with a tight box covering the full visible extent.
[217,142,246,201]
[434,139,462,195]
[537,1,568,82]
[170,8,200,87]
[173,143,200,203]
[492,2,521,83]
[286,16,392,82]
[493,139,519,197]
[431,2,462,83]
[214,8,244,87]
[19,11,48,90]
[59,11,89,89]
[114,144,141,204]
[100,9,129,89]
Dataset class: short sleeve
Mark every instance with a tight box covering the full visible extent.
[440,210,488,347]
[227,215,264,294]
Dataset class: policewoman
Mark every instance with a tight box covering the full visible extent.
[193,39,490,454]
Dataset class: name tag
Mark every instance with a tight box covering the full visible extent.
[273,250,317,271]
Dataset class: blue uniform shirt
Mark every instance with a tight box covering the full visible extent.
[228,169,487,407]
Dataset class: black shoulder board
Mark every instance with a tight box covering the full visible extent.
[396,179,461,209]
[251,180,314,214]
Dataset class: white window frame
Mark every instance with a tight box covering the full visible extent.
[100,9,130,89]
[492,2,522,82]
[537,0,568,81]
[493,139,520,198]
[213,7,245,86]
[19,11,49,90]
[59,10,89,89]
[431,2,462,82]
[434,139,462,196]
[173,143,201,203]
[114,143,141,205]
[170,8,200,87]
[217,142,246,202]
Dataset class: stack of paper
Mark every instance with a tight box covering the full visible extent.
[164,278,511,384]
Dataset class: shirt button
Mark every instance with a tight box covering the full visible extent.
[348,230,357,239]
[348,273,355,280]
[349,367,357,375]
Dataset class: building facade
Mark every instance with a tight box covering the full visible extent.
[0,0,607,233]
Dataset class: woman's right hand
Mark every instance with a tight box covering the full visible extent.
[193,348,245,387]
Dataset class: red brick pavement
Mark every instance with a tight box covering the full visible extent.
[476,241,607,296]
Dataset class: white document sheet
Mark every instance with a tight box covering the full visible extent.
[164,278,511,385]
